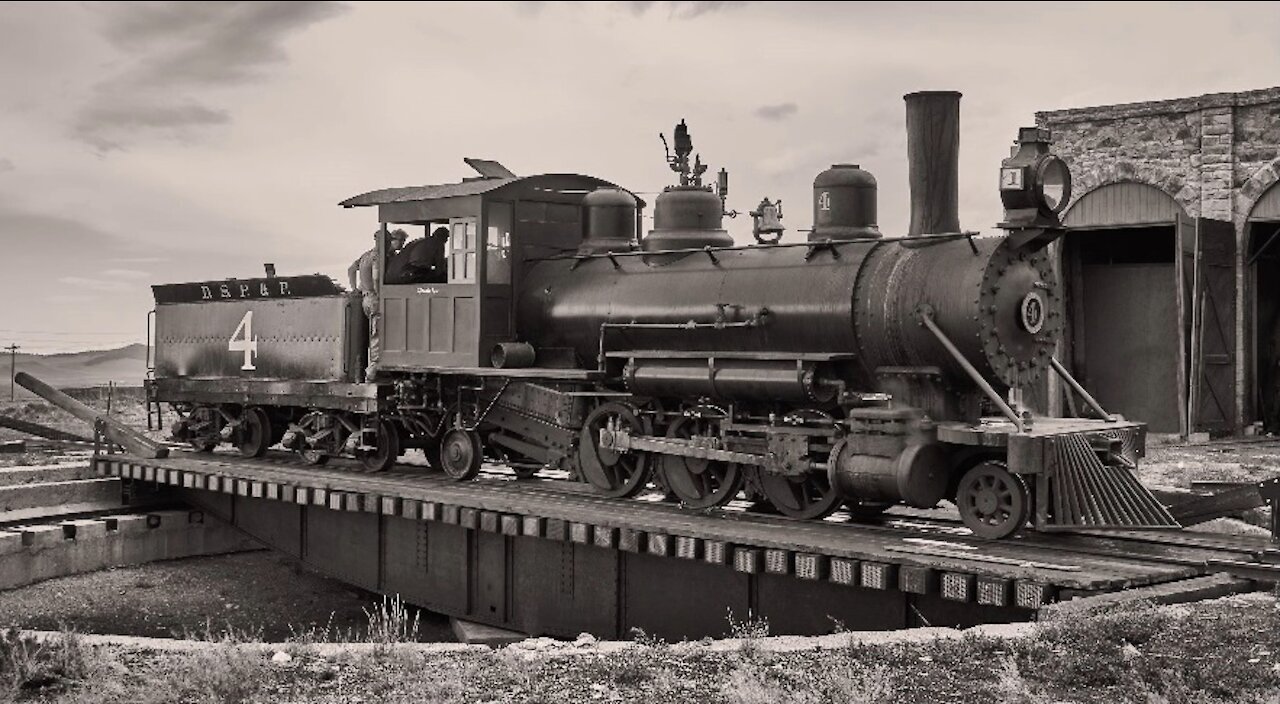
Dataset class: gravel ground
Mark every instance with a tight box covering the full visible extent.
[1142,438,1280,488]
[0,552,453,643]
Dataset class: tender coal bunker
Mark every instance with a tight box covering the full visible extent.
[1074,226,1176,264]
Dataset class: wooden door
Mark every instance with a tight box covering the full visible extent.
[1190,218,1237,432]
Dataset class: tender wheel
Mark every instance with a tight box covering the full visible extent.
[577,402,652,498]
[300,447,330,466]
[660,417,744,509]
[188,406,222,453]
[295,411,340,466]
[844,498,893,522]
[752,467,842,520]
[237,407,272,458]
[439,428,482,480]
[955,460,1030,539]
[358,418,401,472]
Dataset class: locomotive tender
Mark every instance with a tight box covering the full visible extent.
[149,92,1179,539]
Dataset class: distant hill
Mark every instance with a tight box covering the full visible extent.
[7,344,148,392]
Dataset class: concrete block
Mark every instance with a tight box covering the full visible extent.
[450,618,528,648]
[107,514,151,534]
[62,519,108,541]
[21,525,65,549]
[0,531,22,555]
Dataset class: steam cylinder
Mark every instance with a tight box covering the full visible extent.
[811,164,881,241]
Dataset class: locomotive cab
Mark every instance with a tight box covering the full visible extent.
[340,166,642,370]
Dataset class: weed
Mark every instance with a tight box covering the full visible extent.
[179,618,263,644]
[989,656,1045,704]
[0,628,92,697]
[363,594,421,647]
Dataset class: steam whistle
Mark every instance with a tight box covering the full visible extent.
[661,119,707,187]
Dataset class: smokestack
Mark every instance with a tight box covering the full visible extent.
[904,91,961,236]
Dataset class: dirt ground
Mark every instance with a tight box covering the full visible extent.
[0,551,454,643]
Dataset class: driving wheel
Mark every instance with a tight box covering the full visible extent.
[660,417,744,509]
[577,402,652,498]
[752,467,843,520]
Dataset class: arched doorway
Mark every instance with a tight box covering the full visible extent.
[1248,183,1280,432]
[1060,182,1187,433]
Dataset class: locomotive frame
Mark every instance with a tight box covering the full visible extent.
[148,92,1179,540]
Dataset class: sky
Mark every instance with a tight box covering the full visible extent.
[1,1,1278,353]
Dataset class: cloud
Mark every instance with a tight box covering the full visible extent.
[72,1,347,152]
[100,268,153,279]
[755,102,798,121]
[0,158,13,173]
[625,1,747,19]
[108,256,169,265]
[57,276,131,292]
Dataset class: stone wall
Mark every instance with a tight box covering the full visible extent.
[1036,86,1280,231]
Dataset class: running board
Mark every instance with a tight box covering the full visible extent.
[1035,432,1180,531]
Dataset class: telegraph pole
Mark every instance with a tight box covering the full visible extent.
[5,344,18,402]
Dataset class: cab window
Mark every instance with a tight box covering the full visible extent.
[449,217,477,283]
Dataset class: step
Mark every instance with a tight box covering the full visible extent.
[0,478,123,522]
[0,464,96,488]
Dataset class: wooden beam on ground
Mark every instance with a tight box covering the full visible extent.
[0,414,92,443]
[1168,484,1266,526]
[1048,573,1255,616]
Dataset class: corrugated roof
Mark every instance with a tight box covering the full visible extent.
[339,173,645,210]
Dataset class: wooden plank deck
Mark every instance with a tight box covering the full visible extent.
[87,449,1270,601]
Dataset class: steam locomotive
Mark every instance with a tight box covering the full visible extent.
[148,92,1179,539]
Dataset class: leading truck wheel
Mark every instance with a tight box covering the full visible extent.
[578,402,652,498]
[955,461,1030,539]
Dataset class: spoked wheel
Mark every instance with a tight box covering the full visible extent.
[439,428,483,481]
[660,417,744,509]
[237,407,272,458]
[955,460,1030,540]
[752,467,843,520]
[578,402,652,498]
[358,418,401,472]
[844,498,893,522]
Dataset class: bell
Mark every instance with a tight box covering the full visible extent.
[752,198,784,238]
